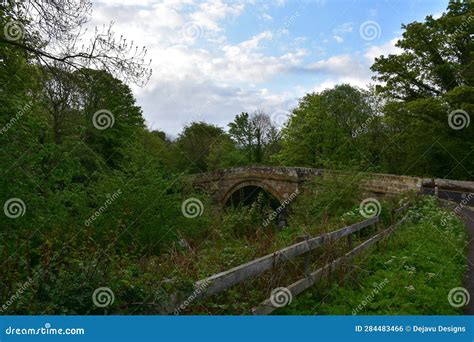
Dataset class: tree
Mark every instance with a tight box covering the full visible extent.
[206,135,245,171]
[175,122,226,172]
[251,111,274,163]
[228,112,254,162]
[228,111,280,163]
[371,1,473,101]
[371,0,473,179]
[75,69,145,168]
[1,0,151,86]
[278,85,378,169]
[37,65,81,144]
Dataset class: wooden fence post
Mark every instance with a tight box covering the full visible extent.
[346,233,354,283]
[301,235,311,276]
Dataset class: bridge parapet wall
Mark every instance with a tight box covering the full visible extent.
[191,166,474,205]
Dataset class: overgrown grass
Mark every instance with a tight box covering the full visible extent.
[3,172,440,315]
[278,196,467,315]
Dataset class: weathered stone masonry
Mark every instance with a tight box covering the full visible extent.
[192,166,474,206]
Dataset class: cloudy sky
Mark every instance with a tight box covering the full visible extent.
[90,0,447,136]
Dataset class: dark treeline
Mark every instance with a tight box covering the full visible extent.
[0,1,472,313]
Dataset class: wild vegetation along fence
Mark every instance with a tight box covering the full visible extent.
[252,203,410,315]
[183,202,410,313]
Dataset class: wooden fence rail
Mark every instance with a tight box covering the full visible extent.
[184,203,410,313]
[195,216,379,298]
[251,212,409,314]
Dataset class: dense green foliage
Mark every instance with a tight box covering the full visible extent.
[277,1,473,179]
[280,197,467,315]
[0,1,471,315]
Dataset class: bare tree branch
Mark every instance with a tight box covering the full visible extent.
[1,0,152,86]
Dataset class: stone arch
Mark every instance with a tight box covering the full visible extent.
[221,179,284,207]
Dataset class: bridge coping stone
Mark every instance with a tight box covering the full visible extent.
[192,166,474,205]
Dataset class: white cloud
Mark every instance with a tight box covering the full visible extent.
[364,38,402,63]
[307,38,403,93]
[190,0,244,32]
[331,22,352,44]
[87,1,405,134]
[87,1,312,134]
[333,22,353,34]
[333,35,343,43]
[260,13,273,22]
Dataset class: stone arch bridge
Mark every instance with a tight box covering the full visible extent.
[191,166,437,207]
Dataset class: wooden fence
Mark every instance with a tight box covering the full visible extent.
[182,202,410,314]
